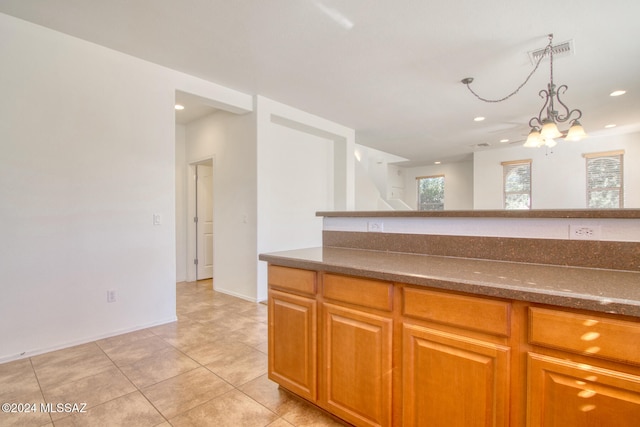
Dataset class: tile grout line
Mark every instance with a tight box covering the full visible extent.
[28,357,54,426]
[93,339,173,426]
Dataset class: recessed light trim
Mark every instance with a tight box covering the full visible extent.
[500,139,509,143]
[604,124,617,128]
[473,116,485,122]
[610,90,626,97]
[175,104,185,110]
[434,161,441,165]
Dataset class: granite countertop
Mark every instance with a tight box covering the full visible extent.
[316,209,640,219]
[259,247,640,318]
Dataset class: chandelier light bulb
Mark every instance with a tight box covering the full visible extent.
[524,128,542,147]
[540,119,562,139]
[565,120,587,141]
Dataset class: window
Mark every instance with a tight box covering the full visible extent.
[417,175,444,210]
[502,160,531,210]
[584,150,624,208]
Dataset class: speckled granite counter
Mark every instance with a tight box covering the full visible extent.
[259,247,640,318]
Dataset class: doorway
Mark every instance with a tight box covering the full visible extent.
[191,160,213,281]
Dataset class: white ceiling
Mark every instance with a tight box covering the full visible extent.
[2,0,639,165]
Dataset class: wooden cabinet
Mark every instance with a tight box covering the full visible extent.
[402,324,510,427]
[267,266,317,401]
[527,353,640,426]
[320,273,394,427]
[527,307,640,426]
[402,287,511,427]
[322,302,393,427]
[266,265,640,427]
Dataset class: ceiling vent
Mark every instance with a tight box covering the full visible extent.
[469,142,491,148]
[528,39,574,65]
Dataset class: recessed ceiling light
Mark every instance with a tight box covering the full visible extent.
[604,124,617,128]
[175,104,185,110]
[434,161,441,165]
[500,139,509,143]
[610,90,626,97]
[474,116,485,122]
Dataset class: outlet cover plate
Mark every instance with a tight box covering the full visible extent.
[569,224,601,240]
[367,221,384,232]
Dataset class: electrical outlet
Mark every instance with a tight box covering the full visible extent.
[367,221,384,232]
[569,224,601,240]
[107,290,117,303]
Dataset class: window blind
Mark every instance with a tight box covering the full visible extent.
[584,150,624,208]
[502,160,531,210]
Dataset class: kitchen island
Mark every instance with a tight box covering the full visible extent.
[259,210,640,427]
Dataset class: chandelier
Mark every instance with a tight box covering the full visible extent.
[462,34,586,148]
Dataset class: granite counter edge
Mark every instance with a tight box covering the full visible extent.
[258,252,640,318]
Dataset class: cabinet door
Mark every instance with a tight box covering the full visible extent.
[527,353,640,427]
[321,303,393,427]
[268,289,317,401]
[402,323,510,427]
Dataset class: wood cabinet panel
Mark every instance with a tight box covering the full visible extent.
[404,287,510,337]
[321,302,393,427]
[266,265,640,427]
[402,323,510,427]
[268,265,316,295]
[268,289,317,401]
[323,273,393,311]
[527,352,640,426]
[529,307,640,365]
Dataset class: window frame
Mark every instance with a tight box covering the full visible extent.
[501,159,532,210]
[584,150,624,209]
[416,174,445,211]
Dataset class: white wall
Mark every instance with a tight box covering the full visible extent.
[180,98,355,303]
[354,160,386,210]
[175,124,188,282]
[474,132,640,209]
[260,123,334,245]
[183,111,257,300]
[256,96,355,301]
[324,216,640,242]
[403,161,474,210]
[0,13,252,362]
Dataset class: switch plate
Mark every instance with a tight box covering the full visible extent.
[107,290,117,303]
[569,224,601,240]
[367,221,384,232]
[153,213,161,225]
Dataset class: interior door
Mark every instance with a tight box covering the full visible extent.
[196,164,213,279]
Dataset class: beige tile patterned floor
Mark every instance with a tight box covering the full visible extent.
[0,280,347,427]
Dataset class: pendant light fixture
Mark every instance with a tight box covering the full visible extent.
[462,34,586,148]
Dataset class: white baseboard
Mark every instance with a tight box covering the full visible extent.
[0,316,178,364]
[213,287,259,303]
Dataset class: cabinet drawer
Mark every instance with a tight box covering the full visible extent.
[322,273,393,311]
[403,287,510,337]
[529,307,640,365]
[268,265,316,295]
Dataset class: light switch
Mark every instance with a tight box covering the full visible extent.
[153,213,161,225]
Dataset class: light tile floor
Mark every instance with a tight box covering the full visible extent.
[0,280,347,427]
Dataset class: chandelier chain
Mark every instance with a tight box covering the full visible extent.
[462,35,554,103]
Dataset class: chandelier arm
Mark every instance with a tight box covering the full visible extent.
[554,84,583,123]
[528,117,542,128]
[529,89,550,128]
[462,37,553,103]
